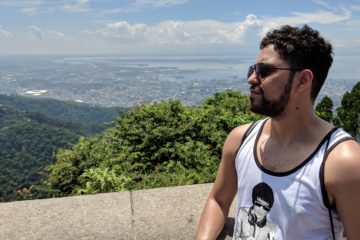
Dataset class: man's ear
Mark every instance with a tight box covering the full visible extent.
[296,69,313,91]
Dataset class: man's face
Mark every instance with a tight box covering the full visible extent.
[247,45,294,117]
[253,197,270,221]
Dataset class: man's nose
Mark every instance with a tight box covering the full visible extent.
[247,72,260,86]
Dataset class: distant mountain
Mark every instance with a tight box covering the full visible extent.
[0,94,128,126]
[0,95,129,202]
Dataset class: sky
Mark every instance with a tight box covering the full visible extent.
[0,0,359,56]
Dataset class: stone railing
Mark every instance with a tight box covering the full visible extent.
[0,184,235,240]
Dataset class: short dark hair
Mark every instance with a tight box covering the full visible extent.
[260,25,333,101]
[252,182,274,208]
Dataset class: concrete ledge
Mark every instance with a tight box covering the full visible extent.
[0,184,235,240]
[0,192,133,240]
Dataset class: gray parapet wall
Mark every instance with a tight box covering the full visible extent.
[0,184,235,240]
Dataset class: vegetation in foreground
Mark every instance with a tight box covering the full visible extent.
[1,81,359,201]
[39,82,360,199]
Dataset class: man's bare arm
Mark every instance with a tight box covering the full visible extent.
[196,124,250,240]
[325,140,360,240]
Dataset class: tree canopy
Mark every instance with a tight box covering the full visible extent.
[336,81,360,140]
[43,90,261,197]
[315,95,334,123]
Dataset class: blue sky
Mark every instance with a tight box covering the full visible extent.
[0,0,359,56]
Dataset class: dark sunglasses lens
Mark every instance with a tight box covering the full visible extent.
[258,64,275,79]
[247,65,255,78]
[247,64,269,79]
[257,64,267,78]
[247,64,275,79]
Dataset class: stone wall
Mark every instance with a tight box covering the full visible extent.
[0,184,235,240]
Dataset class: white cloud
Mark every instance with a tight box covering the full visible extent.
[26,25,44,39]
[218,15,262,43]
[0,0,93,15]
[133,0,188,8]
[351,4,360,11]
[98,21,147,43]
[292,9,351,24]
[0,25,13,38]
[25,25,66,40]
[92,8,355,48]
[0,0,44,15]
[94,15,263,46]
[0,0,44,7]
[103,0,188,14]
[21,7,40,15]
[312,0,333,10]
[48,30,66,39]
[2,0,187,15]
[150,20,191,44]
[258,8,352,37]
[62,0,91,13]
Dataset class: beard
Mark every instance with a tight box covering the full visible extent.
[250,73,294,117]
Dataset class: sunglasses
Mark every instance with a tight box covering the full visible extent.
[248,63,303,79]
[254,200,270,211]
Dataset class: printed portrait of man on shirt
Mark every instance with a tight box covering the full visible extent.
[235,182,276,240]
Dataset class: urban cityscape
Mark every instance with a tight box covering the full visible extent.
[0,55,358,108]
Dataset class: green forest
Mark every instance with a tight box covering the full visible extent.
[0,94,127,125]
[0,95,126,201]
[1,82,359,202]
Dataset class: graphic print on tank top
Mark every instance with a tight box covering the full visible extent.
[234,182,276,240]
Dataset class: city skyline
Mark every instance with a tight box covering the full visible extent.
[0,0,359,56]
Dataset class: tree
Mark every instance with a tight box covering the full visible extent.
[42,90,261,196]
[78,167,132,194]
[336,81,360,140]
[315,95,334,123]
[43,135,112,197]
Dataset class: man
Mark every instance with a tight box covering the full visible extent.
[196,25,360,240]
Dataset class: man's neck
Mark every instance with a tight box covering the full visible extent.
[265,108,333,144]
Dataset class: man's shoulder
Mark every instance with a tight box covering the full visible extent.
[224,123,256,151]
[231,122,255,136]
[227,120,262,143]
[325,138,360,193]
[327,138,359,164]
[325,139,360,237]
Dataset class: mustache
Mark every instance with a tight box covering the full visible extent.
[250,84,264,94]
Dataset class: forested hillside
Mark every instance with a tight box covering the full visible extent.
[41,83,359,199]
[0,94,126,125]
[0,96,128,202]
[0,106,80,201]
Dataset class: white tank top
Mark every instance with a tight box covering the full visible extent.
[233,118,353,240]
